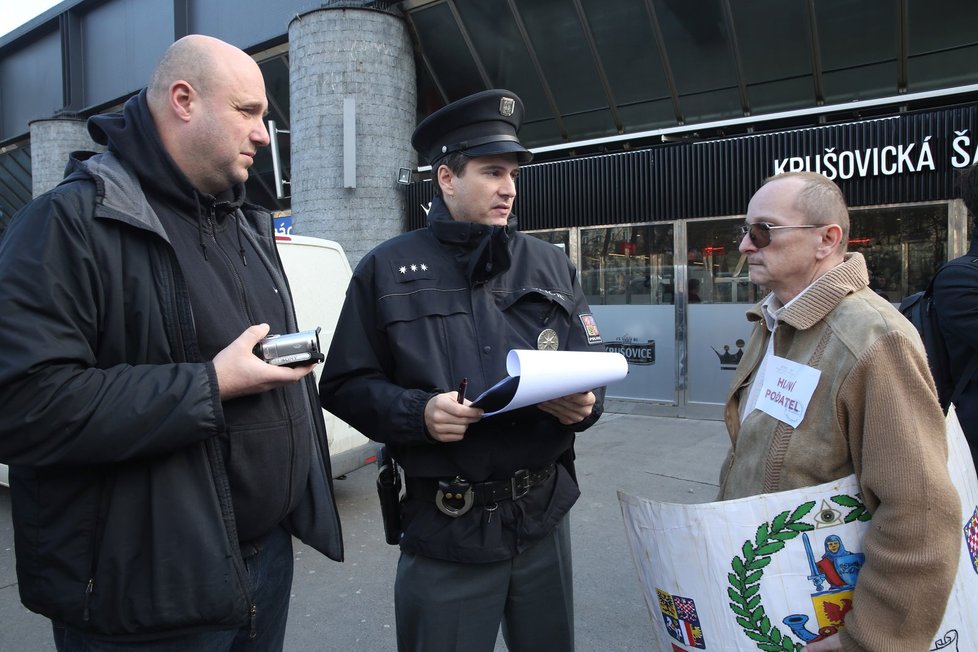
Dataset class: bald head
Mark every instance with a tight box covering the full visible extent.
[742,172,850,303]
[147,35,258,116]
[145,35,269,195]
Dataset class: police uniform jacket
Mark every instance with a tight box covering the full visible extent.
[320,196,605,562]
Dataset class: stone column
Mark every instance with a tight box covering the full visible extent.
[288,5,417,267]
[29,116,102,197]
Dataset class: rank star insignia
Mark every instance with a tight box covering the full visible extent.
[537,328,559,351]
[391,259,437,283]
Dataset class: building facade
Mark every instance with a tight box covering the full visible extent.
[2,0,978,417]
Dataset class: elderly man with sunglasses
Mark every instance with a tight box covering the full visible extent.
[717,172,960,652]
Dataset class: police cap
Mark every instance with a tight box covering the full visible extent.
[412,89,533,166]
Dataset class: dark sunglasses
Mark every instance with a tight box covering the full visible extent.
[738,222,824,249]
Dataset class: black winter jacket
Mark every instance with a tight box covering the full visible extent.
[0,146,341,638]
[320,196,604,562]
[932,236,978,467]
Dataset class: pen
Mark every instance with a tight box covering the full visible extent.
[457,377,468,404]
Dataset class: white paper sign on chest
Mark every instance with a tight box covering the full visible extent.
[756,355,821,427]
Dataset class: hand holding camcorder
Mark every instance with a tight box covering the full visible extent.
[253,327,325,367]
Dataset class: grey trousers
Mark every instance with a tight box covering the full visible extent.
[394,517,574,652]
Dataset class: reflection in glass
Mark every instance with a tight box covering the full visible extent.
[687,218,759,304]
[525,229,570,256]
[530,204,951,307]
[848,204,948,301]
[684,205,950,304]
[580,224,674,305]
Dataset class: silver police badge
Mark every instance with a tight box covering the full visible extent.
[537,328,558,351]
[499,97,516,117]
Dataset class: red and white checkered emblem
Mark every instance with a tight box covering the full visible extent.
[964,507,978,575]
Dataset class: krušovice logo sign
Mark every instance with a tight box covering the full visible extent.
[606,335,655,365]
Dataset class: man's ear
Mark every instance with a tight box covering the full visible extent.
[436,164,454,197]
[816,223,845,259]
[169,80,195,123]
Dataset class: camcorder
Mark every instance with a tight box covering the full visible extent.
[253,327,325,367]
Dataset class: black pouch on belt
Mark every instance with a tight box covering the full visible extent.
[376,447,403,545]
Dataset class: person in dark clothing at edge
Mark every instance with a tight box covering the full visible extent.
[0,35,342,651]
[319,89,605,652]
[933,163,978,473]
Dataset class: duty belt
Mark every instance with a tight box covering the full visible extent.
[407,465,556,518]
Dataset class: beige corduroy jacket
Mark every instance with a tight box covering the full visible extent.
[718,252,961,652]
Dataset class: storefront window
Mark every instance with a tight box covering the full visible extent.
[848,204,948,301]
[580,224,675,305]
[525,229,570,254]
[685,204,949,305]
[686,218,761,304]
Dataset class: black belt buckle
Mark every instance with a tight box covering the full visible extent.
[436,478,474,517]
[511,469,531,500]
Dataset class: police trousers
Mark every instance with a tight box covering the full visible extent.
[394,516,573,652]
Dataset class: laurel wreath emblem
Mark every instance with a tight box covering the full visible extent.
[726,495,871,651]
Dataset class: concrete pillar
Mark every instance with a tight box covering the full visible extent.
[29,116,102,197]
[288,6,417,267]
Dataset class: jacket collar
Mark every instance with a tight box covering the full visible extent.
[427,195,517,283]
[746,253,870,331]
[64,151,170,241]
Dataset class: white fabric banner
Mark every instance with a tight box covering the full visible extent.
[619,405,978,651]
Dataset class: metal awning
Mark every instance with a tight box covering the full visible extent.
[3,0,978,226]
[402,0,978,161]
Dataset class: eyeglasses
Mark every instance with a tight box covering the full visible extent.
[738,222,824,249]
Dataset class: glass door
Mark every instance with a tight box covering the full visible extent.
[683,217,759,417]
[580,223,677,405]
[530,200,958,420]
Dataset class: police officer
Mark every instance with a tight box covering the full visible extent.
[320,89,605,652]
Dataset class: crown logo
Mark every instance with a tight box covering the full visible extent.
[712,339,745,370]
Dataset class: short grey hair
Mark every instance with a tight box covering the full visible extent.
[764,171,850,253]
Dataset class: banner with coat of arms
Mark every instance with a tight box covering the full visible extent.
[619,405,978,651]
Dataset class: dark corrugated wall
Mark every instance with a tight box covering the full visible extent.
[407,104,978,230]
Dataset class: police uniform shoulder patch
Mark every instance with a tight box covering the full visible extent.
[579,313,602,345]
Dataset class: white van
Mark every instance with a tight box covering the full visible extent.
[0,234,376,488]
[275,234,379,477]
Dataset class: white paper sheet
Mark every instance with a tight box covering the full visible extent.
[471,349,628,417]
